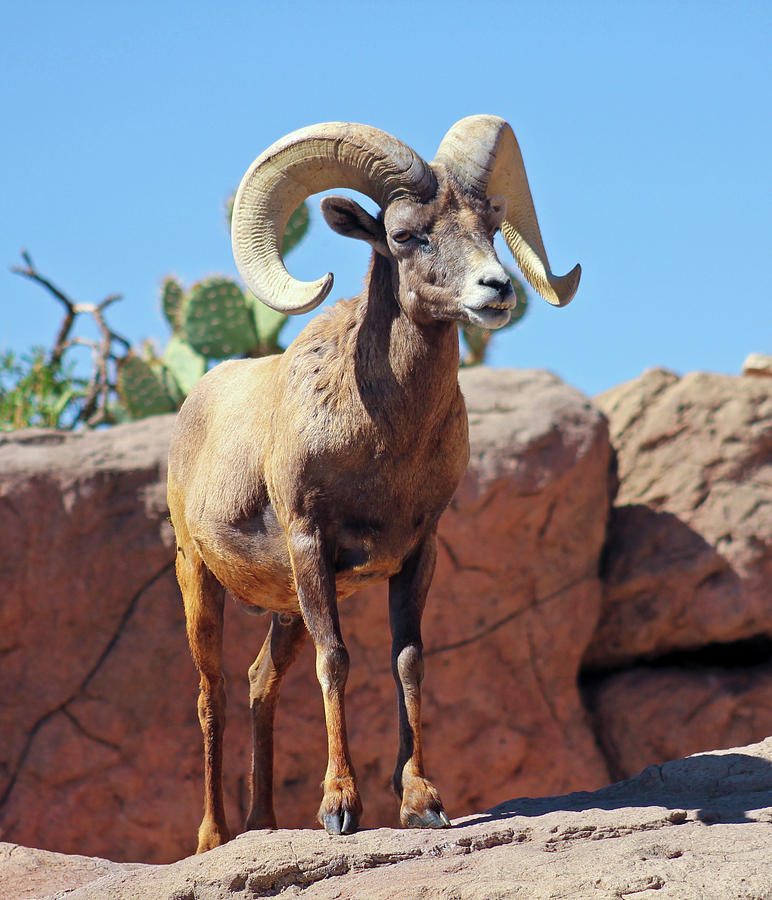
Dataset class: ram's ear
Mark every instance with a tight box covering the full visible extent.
[321,196,389,257]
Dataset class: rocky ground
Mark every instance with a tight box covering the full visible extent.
[3,739,772,899]
[0,364,769,873]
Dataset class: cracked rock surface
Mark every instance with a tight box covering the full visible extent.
[0,369,611,863]
[583,368,772,783]
[3,365,771,869]
[3,739,772,899]
[588,368,772,666]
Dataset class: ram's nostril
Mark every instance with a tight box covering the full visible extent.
[479,275,513,298]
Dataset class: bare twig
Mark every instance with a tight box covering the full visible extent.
[11,250,78,367]
[10,251,132,427]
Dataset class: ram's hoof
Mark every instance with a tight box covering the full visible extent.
[323,809,359,835]
[403,807,451,829]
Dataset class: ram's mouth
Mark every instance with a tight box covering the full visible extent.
[480,299,513,311]
[463,300,514,329]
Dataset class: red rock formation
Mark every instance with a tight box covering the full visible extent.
[0,368,611,863]
[4,738,772,900]
[586,665,772,781]
[584,367,772,779]
[587,368,772,666]
[3,364,768,865]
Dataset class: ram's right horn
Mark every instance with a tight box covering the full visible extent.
[433,115,580,307]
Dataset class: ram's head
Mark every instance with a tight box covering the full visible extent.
[231,116,580,326]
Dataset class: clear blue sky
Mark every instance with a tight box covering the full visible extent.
[2,1,770,397]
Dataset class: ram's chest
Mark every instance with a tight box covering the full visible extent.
[313,404,469,592]
[198,401,469,613]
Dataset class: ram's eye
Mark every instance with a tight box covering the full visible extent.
[392,231,412,243]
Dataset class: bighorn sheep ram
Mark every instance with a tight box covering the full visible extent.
[167,115,580,851]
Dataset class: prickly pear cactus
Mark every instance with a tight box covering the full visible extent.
[161,277,185,332]
[127,195,309,425]
[508,275,529,326]
[282,203,310,255]
[246,293,288,353]
[181,277,258,358]
[117,355,177,417]
[163,335,207,396]
[161,364,186,408]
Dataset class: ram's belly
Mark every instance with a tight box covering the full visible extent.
[203,536,411,610]
[191,500,293,612]
[333,547,407,601]
[194,507,418,614]
[331,513,421,591]
[197,534,299,613]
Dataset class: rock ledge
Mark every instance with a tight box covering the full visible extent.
[3,739,772,900]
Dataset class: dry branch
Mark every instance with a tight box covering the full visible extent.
[10,251,131,426]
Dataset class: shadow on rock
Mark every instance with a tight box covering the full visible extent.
[465,749,772,827]
[586,504,746,671]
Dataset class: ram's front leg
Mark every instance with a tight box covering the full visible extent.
[288,521,362,835]
[389,534,451,828]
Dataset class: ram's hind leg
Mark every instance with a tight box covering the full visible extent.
[389,535,451,829]
[176,543,229,853]
[246,612,308,830]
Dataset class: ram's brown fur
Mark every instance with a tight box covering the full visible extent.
[168,119,579,853]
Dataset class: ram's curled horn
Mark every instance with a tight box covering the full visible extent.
[433,115,581,307]
[231,122,437,314]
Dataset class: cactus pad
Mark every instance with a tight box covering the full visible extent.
[508,272,529,325]
[161,277,186,332]
[117,355,177,418]
[247,292,288,353]
[163,335,207,396]
[282,203,310,255]
[182,277,258,358]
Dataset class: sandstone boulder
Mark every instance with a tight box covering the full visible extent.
[585,662,772,781]
[0,368,612,863]
[587,368,772,667]
[581,367,772,782]
[3,738,772,899]
[743,352,772,377]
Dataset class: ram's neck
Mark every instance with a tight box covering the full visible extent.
[354,253,461,439]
